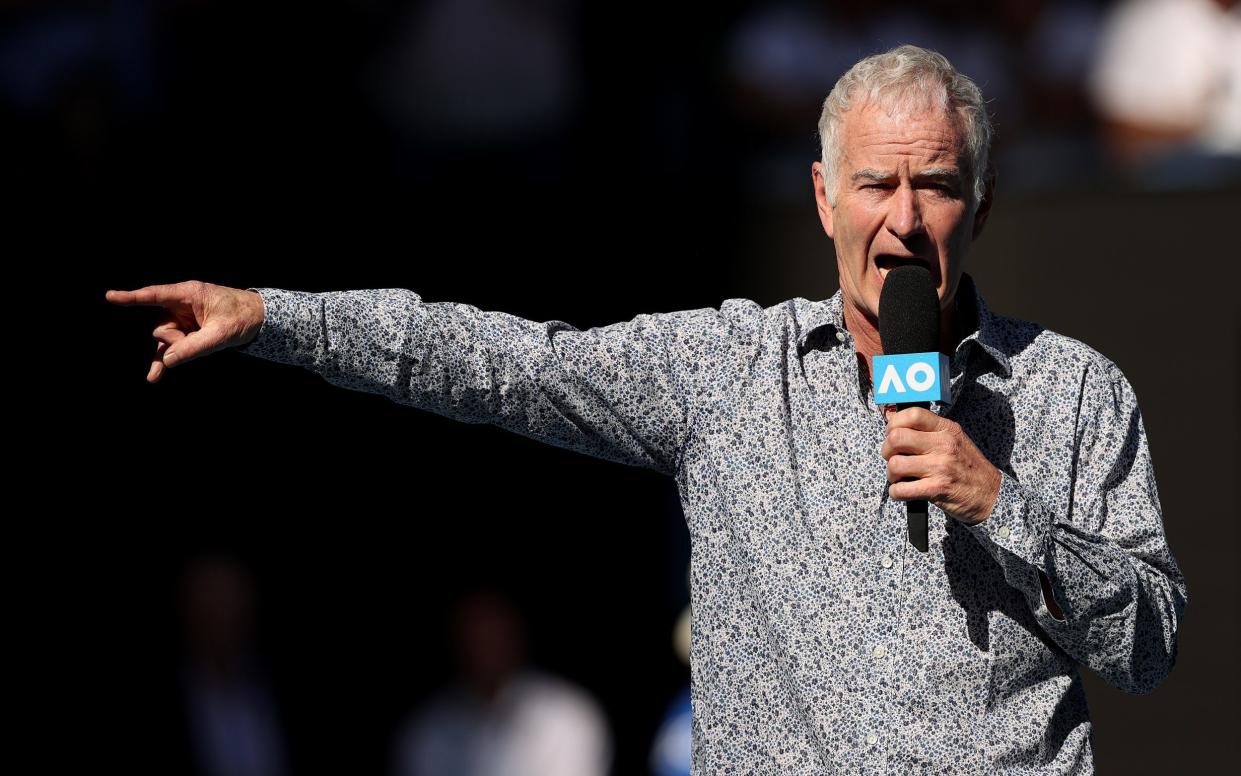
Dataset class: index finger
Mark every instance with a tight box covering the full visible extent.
[884,406,941,432]
[105,283,192,307]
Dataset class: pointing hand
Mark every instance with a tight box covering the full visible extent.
[105,280,265,383]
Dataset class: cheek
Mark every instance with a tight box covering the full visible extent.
[837,206,878,254]
[932,207,973,250]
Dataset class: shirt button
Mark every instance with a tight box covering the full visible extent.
[881,555,893,569]
[865,732,878,745]
[835,330,847,343]
[998,526,1011,539]
[872,644,887,659]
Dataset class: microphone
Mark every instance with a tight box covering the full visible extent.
[878,265,940,553]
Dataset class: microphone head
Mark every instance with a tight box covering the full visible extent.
[878,265,940,354]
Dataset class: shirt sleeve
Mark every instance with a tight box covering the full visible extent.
[964,358,1188,694]
[235,286,749,476]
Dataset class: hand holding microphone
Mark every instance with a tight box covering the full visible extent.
[881,407,1002,528]
[875,266,1001,549]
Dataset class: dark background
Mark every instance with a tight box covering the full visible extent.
[13,0,1238,773]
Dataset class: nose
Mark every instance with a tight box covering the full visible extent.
[885,183,923,240]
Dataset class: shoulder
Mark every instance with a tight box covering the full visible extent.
[670,297,770,330]
[511,670,609,734]
[990,311,1133,398]
[649,297,781,354]
[516,669,602,709]
[718,295,823,333]
[650,296,809,332]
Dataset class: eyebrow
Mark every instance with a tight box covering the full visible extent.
[851,167,963,183]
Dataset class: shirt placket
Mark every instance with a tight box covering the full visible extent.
[864,404,909,770]
[840,330,908,769]
[881,339,977,772]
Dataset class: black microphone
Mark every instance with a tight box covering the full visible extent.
[878,265,940,553]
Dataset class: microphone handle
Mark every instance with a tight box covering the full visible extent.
[899,400,930,553]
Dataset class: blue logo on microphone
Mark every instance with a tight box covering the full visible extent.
[872,352,951,404]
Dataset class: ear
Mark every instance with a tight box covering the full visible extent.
[812,161,835,239]
[971,165,996,240]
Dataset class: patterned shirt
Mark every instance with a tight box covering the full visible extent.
[237,273,1187,775]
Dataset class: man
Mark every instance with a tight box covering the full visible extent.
[107,45,1186,774]
[391,590,611,776]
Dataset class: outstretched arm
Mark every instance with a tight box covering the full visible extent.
[110,281,752,476]
[234,286,749,474]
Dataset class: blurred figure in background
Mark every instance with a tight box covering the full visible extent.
[1089,0,1241,185]
[178,554,289,776]
[391,589,611,776]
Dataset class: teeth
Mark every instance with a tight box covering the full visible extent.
[879,267,890,279]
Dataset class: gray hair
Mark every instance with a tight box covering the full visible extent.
[817,45,993,206]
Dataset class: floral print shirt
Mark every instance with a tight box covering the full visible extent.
[238,273,1186,774]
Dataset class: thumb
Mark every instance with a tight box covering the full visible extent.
[163,323,225,368]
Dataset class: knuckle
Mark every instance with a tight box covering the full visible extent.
[943,434,960,454]
[932,452,951,472]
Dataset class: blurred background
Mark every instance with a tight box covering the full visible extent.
[20,0,1238,773]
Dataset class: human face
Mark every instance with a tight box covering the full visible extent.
[812,101,992,328]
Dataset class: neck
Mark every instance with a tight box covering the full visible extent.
[845,295,963,380]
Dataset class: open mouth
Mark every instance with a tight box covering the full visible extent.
[875,254,932,280]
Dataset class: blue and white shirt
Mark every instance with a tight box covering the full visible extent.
[238,273,1187,774]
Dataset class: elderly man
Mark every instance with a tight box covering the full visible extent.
[108,45,1185,774]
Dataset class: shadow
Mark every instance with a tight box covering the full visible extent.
[1044,666,1087,761]
[1101,401,1142,494]
[798,325,838,355]
[941,366,1064,660]
[942,379,1017,655]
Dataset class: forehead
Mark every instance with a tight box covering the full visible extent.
[839,100,965,170]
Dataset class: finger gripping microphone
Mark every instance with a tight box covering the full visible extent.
[878,265,941,553]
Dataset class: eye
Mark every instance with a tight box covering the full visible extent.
[923,182,958,197]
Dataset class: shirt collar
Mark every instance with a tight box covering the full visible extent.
[796,273,1011,377]
[796,288,847,351]
[953,273,1011,377]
